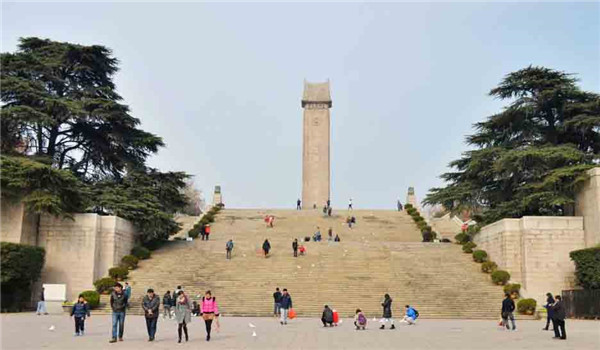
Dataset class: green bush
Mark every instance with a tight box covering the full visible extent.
[570,247,600,289]
[120,255,139,270]
[417,221,428,230]
[421,225,433,233]
[472,250,488,263]
[454,233,471,244]
[462,241,477,253]
[503,283,521,297]
[413,216,425,223]
[1,242,46,311]
[404,204,413,210]
[131,246,151,260]
[80,290,100,308]
[517,298,536,314]
[93,277,116,294]
[406,208,417,215]
[108,266,129,280]
[491,270,511,285]
[188,225,200,239]
[481,261,498,273]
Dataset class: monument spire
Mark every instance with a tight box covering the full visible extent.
[301,80,332,209]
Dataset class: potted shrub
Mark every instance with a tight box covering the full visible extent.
[108,266,129,280]
[131,246,151,259]
[454,233,470,244]
[491,270,511,285]
[472,250,488,263]
[503,283,521,298]
[517,298,537,315]
[462,242,477,253]
[120,255,139,270]
[80,290,100,309]
[94,277,116,294]
[481,261,498,273]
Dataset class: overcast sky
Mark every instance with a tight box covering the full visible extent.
[3,1,599,209]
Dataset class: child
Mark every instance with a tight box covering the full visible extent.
[70,294,90,336]
[354,309,367,330]
[299,245,306,255]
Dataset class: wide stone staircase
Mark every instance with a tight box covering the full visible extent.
[106,209,508,319]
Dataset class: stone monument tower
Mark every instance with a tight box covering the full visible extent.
[301,80,332,209]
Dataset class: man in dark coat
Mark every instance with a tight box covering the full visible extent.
[321,305,334,327]
[273,287,282,317]
[109,283,128,343]
[552,295,566,340]
[142,289,160,341]
[543,292,555,331]
[380,294,395,329]
[292,239,299,257]
[279,289,292,325]
[501,293,516,330]
[262,239,271,257]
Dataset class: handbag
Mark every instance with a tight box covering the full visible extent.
[288,308,297,319]
[202,313,215,321]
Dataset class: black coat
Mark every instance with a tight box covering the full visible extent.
[263,241,271,252]
[552,300,566,321]
[322,308,334,323]
[544,296,555,317]
[501,298,515,313]
[292,241,298,250]
[382,297,392,318]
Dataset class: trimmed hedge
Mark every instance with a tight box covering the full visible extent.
[1,242,46,311]
[454,233,471,244]
[131,246,151,260]
[503,283,521,297]
[94,277,116,294]
[80,290,100,308]
[462,242,477,253]
[481,261,498,273]
[517,298,536,314]
[404,204,413,210]
[108,266,129,280]
[120,255,139,270]
[188,205,223,238]
[570,247,600,289]
[491,270,510,285]
[472,250,488,263]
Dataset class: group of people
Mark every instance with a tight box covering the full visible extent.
[501,292,567,340]
[272,287,293,325]
[96,282,221,343]
[294,198,355,211]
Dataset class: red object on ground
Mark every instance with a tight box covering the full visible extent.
[333,310,339,324]
[288,309,297,319]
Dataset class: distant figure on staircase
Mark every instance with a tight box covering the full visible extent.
[174,291,191,343]
[313,227,322,242]
[279,289,293,325]
[292,239,299,257]
[346,216,356,229]
[297,198,302,210]
[265,215,275,228]
[379,294,395,330]
[225,239,234,260]
[262,239,271,257]
[327,199,331,209]
[328,228,333,241]
[334,234,341,242]
[204,224,211,240]
[299,244,306,255]
[322,205,328,216]
[397,200,403,211]
[321,305,334,327]
[328,206,332,217]
[273,288,282,317]
[348,198,353,210]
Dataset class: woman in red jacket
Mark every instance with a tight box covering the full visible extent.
[200,290,219,341]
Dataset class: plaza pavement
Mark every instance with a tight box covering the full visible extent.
[1,313,598,349]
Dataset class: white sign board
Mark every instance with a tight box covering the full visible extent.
[42,284,66,302]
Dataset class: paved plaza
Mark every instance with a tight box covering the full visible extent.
[1,314,598,349]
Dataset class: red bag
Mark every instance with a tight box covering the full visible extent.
[333,310,339,324]
[288,308,297,319]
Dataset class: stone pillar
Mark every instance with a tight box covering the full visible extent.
[301,80,332,209]
[213,185,223,206]
[406,187,417,208]
[575,167,600,247]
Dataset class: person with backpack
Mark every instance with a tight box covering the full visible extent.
[292,239,299,257]
[71,294,90,336]
[321,305,334,327]
[501,293,516,331]
[226,239,234,260]
[163,291,173,319]
[379,294,395,330]
[402,305,419,325]
[354,309,367,330]
[200,290,220,342]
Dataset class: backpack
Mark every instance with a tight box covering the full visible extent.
[414,308,419,318]
[358,313,367,324]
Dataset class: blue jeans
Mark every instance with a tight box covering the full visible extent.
[145,317,158,339]
[112,312,126,339]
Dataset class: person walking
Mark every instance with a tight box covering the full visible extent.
[205,224,211,240]
[273,288,282,317]
[379,294,395,329]
[109,282,128,343]
[200,290,220,342]
[397,200,403,211]
[279,289,293,325]
[226,239,234,260]
[552,295,566,340]
[292,239,299,257]
[262,239,271,257]
[327,199,331,209]
[163,291,173,319]
[142,288,160,341]
[501,293,516,331]
[296,199,302,210]
[543,292,555,331]
[321,305,334,327]
[200,225,206,240]
[36,287,48,315]
[348,198,353,210]
[174,291,192,343]
[328,228,333,241]
[124,282,132,308]
[328,206,332,217]
[71,294,90,336]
